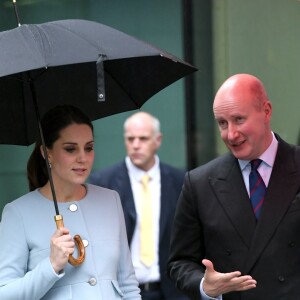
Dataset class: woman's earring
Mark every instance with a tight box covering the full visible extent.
[49,161,52,169]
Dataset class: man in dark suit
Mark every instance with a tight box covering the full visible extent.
[89,111,188,300]
[168,74,300,300]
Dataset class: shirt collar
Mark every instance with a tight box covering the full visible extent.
[125,155,160,182]
[239,131,278,171]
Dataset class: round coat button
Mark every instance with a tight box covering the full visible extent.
[69,204,78,212]
[88,277,97,286]
[83,239,89,247]
[278,275,285,282]
[288,241,295,247]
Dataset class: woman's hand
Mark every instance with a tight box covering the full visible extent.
[50,227,75,273]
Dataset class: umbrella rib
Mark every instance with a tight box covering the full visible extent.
[49,22,105,55]
[106,68,141,108]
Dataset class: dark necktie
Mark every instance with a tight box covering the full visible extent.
[249,159,266,218]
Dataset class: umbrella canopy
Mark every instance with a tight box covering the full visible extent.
[0,19,197,145]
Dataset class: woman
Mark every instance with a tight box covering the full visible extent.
[0,105,141,300]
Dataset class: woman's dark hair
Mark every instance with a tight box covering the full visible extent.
[27,105,93,191]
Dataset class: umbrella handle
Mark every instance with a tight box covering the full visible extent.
[54,215,85,266]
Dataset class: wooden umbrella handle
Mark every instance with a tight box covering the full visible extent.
[54,215,85,266]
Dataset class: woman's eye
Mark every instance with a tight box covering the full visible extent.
[85,146,94,152]
[65,147,75,153]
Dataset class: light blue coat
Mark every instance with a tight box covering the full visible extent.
[0,184,141,300]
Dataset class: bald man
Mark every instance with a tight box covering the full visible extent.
[168,74,300,299]
[89,112,188,300]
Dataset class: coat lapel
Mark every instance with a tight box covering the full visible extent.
[242,139,300,273]
[210,154,257,248]
[116,162,137,242]
[159,164,173,242]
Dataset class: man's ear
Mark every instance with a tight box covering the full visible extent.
[264,101,272,119]
[156,133,162,149]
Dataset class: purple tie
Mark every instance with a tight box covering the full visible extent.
[249,159,266,218]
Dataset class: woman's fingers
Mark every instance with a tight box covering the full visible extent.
[50,227,75,273]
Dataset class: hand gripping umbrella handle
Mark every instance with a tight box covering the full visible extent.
[54,215,85,266]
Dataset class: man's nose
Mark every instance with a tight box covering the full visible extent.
[227,123,239,140]
[132,138,141,147]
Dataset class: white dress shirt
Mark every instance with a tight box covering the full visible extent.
[125,155,161,284]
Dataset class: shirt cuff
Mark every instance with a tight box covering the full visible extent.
[200,278,222,300]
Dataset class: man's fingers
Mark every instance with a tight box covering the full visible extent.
[232,275,257,288]
[202,260,257,297]
[202,259,242,279]
[221,270,243,281]
[221,275,257,294]
[202,259,215,272]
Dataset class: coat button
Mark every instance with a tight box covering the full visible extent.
[225,249,231,256]
[88,277,97,286]
[288,241,295,247]
[82,239,89,247]
[69,204,78,212]
[278,275,285,282]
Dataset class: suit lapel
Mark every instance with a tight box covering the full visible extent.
[116,162,137,242]
[210,155,257,248]
[242,139,300,273]
[159,164,173,242]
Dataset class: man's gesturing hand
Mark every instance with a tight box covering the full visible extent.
[202,259,257,298]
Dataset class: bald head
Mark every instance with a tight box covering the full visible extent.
[124,112,160,136]
[124,111,162,171]
[214,74,269,111]
[213,74,273,160]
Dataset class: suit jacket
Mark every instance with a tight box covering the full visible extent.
[0,185,141,300]
[89,160,189,300]
[168,135,300,300]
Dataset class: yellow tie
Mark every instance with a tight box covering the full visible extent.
[140,174,155,267]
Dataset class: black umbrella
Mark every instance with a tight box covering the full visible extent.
[0,18,197,265]
[0,19,196,145]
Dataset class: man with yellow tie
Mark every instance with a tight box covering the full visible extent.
[89,112,188,300]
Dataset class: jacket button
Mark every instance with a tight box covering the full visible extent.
[278,275,285,282]
[82,239,89,247]
[69,204,78,212]
[88,277,97,286]
[225,249,231,256]
[288,241,295,247]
